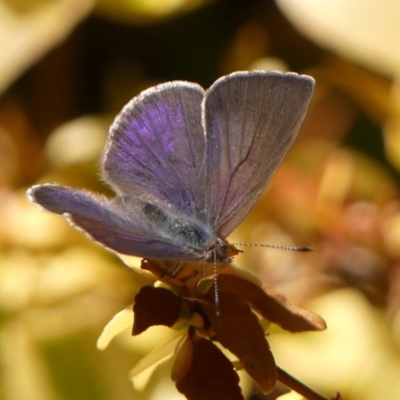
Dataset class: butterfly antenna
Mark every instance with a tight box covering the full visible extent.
[232,243,313,252]
[213,249,220,316]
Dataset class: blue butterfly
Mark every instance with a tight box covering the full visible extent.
[28,71,314,263]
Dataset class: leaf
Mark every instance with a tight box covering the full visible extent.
[201,291,277,394]
[262,286,327,332]
[96,307,133,350]
[172,332,243,400]
[133,286,183,335]
[214,274,326,333]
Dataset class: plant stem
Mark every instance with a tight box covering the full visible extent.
[277,367,331,400]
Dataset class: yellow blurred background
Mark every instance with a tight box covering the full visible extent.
[1,0,400,399]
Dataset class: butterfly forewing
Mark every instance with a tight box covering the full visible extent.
[203,72,314,237]
[102,82,207,220]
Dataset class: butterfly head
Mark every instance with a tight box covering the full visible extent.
[204,238,241,264]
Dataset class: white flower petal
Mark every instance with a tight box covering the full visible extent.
[96,307,133,350]
[0,0,94,94]
[129,331,185,389]
[277,0,400,76]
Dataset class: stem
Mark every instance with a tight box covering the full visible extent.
[277,367,330,400]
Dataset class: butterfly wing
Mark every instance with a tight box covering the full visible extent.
[102,82,207,220]
[28,185,202,259]
[202,71,314,237]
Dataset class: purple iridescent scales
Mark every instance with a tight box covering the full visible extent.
[102,82,207,219]
[28,71,314,260]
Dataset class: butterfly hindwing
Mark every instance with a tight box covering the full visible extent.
[28,185,201,259]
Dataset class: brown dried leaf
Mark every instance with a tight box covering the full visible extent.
[172,332,243,400]
[202,291,277,394]
[132,286,183,335]
[215,274,326,333]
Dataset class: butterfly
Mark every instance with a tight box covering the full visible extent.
[28,71,314,265]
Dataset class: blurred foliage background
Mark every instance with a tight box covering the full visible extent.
[1,0,400,399]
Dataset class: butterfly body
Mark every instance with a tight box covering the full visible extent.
[140,200,230,262]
